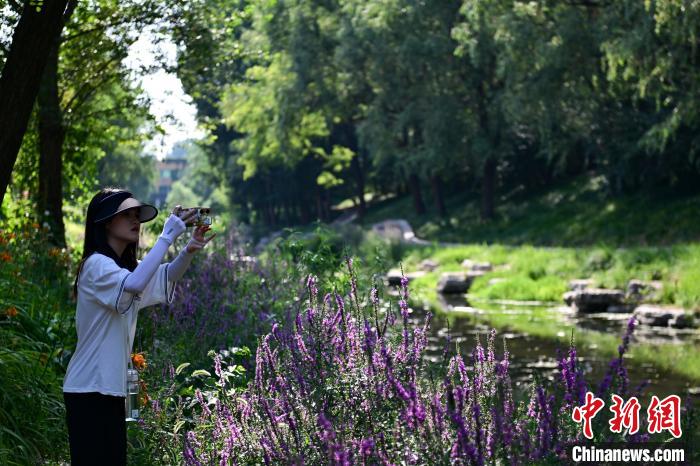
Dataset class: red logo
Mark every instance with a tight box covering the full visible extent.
[572,391,605,439]
[647,395,682,438]
[609,394,641,435]
[572,392,683,439]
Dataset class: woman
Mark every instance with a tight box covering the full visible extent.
[62,188,216,465]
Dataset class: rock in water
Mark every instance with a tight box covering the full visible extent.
[562,288,625,313]
[437,271,483,294]
[626,279,663,302]
[385,269,426,286]
[635,305,696,328]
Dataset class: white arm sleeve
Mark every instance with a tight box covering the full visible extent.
[123,237,170,294]
[167,247,196,282]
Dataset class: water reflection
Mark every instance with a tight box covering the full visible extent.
[403,291,700,401]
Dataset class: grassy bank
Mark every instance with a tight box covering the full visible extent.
[402,242,700,309]
[358,175,700,246]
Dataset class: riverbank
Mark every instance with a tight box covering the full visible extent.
[401,242,700,309]
[395,243,700,383]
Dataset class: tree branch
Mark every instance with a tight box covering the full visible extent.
[63,0,78,22]
[62,54,123,111]
[60,9,162,44]
[65,74,121,117]
[65,103,133,126]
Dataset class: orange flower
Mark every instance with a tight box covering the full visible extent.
[131,353,147,370]
[5,306,18,318]
[138,379,149,406]
[31,222,40,229]
[0,252,11,262]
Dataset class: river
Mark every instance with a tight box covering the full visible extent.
[402,291,700,402]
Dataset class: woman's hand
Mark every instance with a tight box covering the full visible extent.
[172,205,198,225]
[186,225,216,253]
[160,206,194,245]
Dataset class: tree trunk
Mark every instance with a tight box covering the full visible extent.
[240,199,250,224]
[322,188,331,221]
[0,0,72,206]
[351,151,366,217]
[264,176,276,226]
[408,172,426,215]
[315,185,325,221]
[38,38,66,247]
[266,203,276,227]
[285,199,296,225]
[299,194,310,224]
[430,174,447,218]
[343,123,366,218]
[481,157,496,221]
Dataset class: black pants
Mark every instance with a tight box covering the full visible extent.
[63,391,127,466]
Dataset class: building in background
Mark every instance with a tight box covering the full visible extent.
[153,155,187,208]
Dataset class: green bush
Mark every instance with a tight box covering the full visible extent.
[0,216,76,465]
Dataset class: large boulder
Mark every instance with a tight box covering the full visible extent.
[626,279,663,302]
[461,259,493,272]
[568,279,593,292]
[371,219,416,242]
[635,305,696,328]
[437,271,484,294]
[563,288,625,313]
[418,259,439,272]
[386,269,426,287]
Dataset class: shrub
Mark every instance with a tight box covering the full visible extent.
[0,217,75,465]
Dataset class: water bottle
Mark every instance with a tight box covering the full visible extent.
[125,368,140,421]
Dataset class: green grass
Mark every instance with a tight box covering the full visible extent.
[398,242,700,310]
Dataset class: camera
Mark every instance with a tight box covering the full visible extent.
[174,206,212,227]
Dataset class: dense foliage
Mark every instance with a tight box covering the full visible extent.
[169,0,700,228]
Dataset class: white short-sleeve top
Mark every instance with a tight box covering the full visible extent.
[63,253,176,397]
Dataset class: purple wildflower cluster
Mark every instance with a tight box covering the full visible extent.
[598,316,637,397]
[141,260,673,464]
[143,231,297,368]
